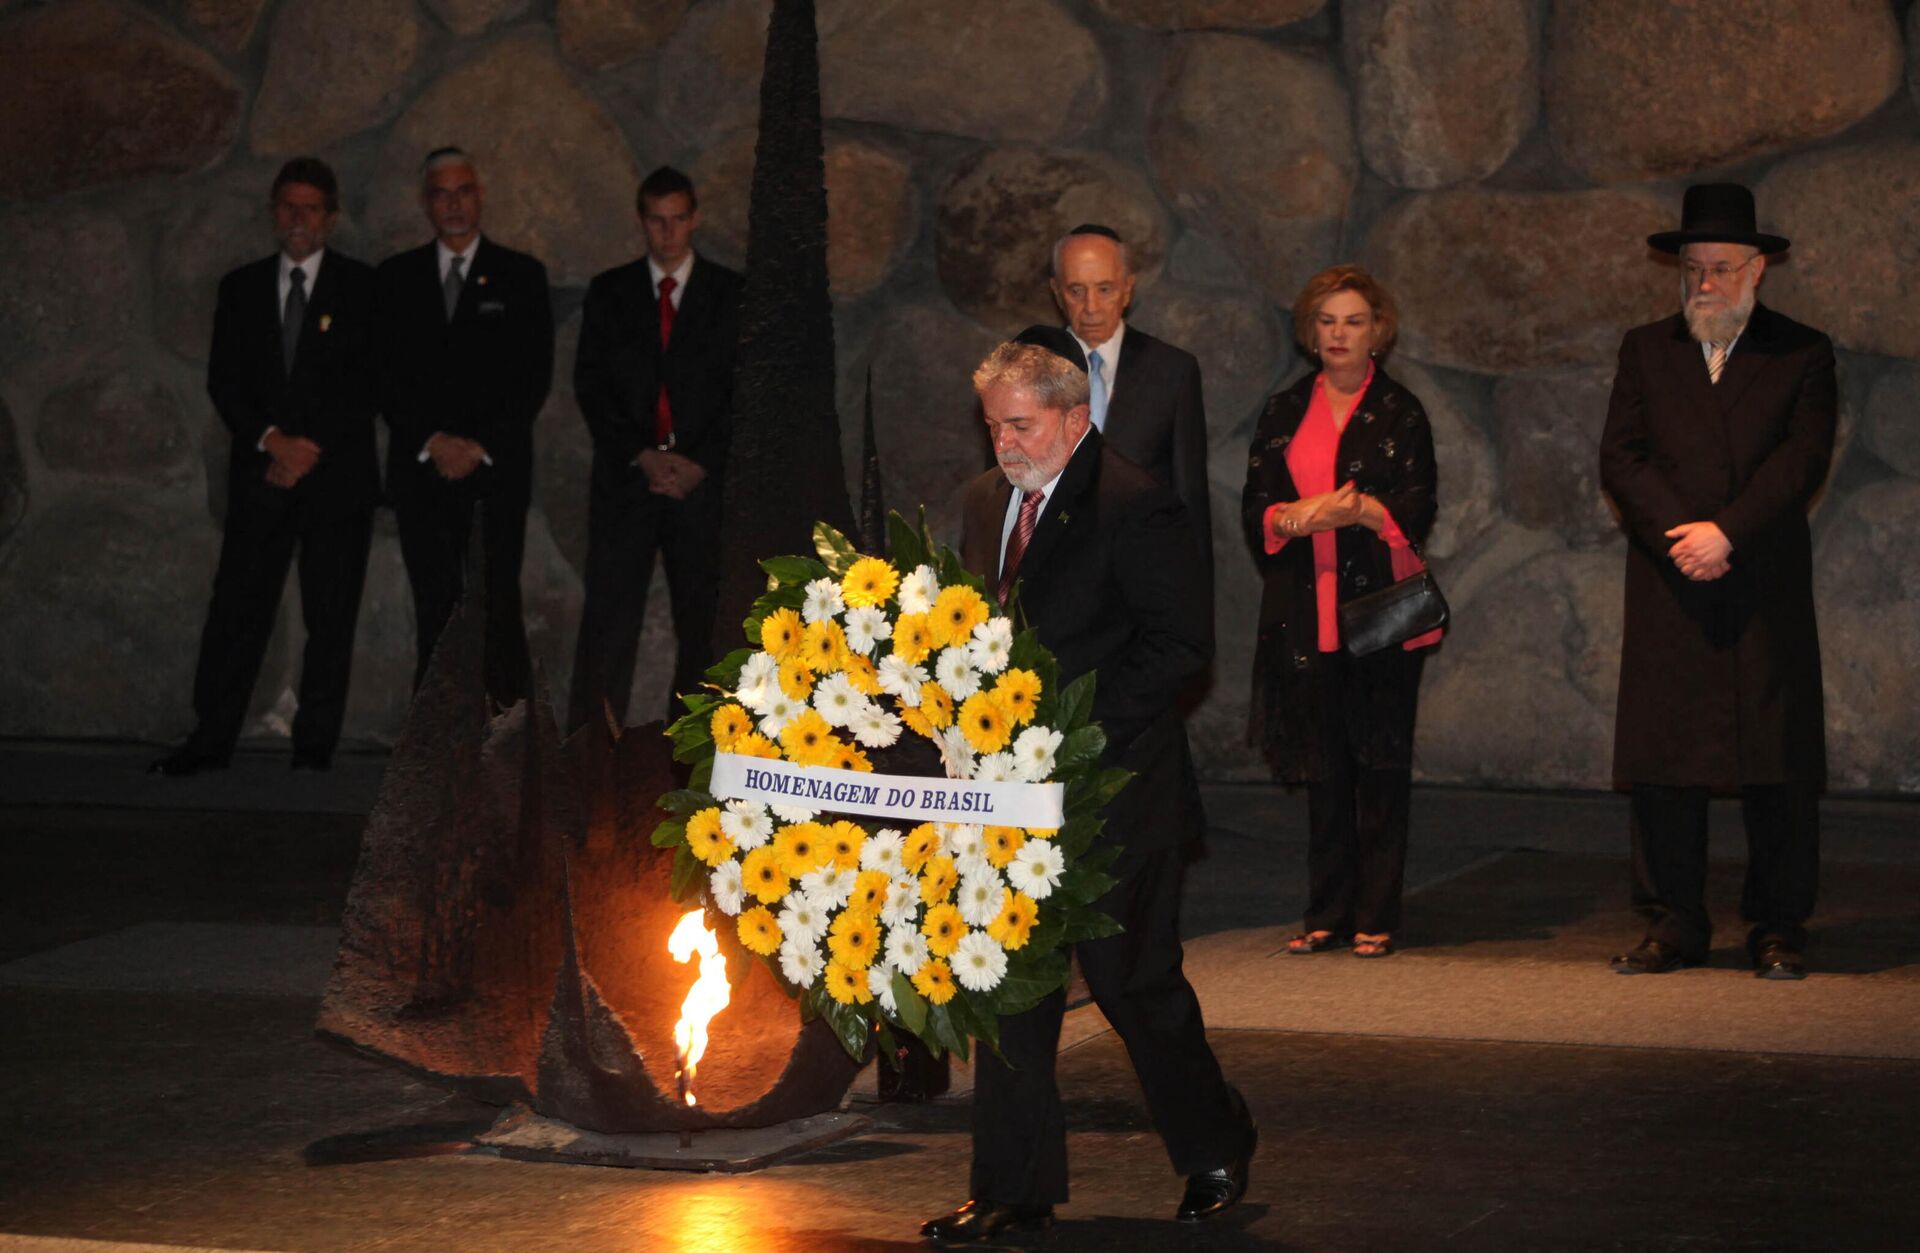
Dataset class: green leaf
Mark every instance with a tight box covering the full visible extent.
[890,970,928,1038]
[1056,814,1103,859]
[705,648,752,690]
[818,996,874,1063]
[1066,766,1132,815]
[670,845,701,900]
[649,818,687,849]
[743,615,763,646]
[947,990,999,1051]
[658,790,714,817]
[798,984,823,1024]
[1055,672,1096,733]
[688,756,713,793]
[990,951,1069,1018]
[1059,863,1117,906]
[1061,909,1125,944]
[1052,725,1107,778]
[926,1002,971,1062]
[760,555,830,587]
[887,511,925,570]
[1021,903,1069,958]
[813,521,862,576]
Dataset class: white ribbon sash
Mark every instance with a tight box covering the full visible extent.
[709,751,1065,829]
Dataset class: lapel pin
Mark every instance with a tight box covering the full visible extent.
[477,274,489,287]
[1058,512,1070,524]
[318,314,332,333]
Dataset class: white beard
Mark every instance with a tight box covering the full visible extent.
[1684,282,1756,345]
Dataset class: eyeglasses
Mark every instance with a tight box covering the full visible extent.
[1682,259,1754,286]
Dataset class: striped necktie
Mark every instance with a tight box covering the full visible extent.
[1707,341,1728,384]
[997,489,1045,604]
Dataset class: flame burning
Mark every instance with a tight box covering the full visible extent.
[667,909,731,1107]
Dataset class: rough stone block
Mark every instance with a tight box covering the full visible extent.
[250,0,421,156]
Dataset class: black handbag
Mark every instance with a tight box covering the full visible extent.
[1337,547,1448,657]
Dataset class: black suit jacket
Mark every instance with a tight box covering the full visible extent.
[574,253,742,495]
[376,237,554,501]
[1094,324,1213,572]
[207,250,380,508]
[961,429,1212,854]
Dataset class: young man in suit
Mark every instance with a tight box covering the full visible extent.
[1600,183,1837,981]
[1047,224,1213,572]
[154,158,379,775]
[566,166,742,732]
[378,147,553,706]
[921,342,1254,1243]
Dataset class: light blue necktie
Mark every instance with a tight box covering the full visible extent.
[1087,348,1109,431]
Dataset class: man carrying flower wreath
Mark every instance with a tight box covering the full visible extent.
[919,341,1256,1242]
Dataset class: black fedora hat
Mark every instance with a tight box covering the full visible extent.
[1647,182,1789,254]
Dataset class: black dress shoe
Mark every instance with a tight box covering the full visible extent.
[1753,940,1807,981]
[1177,1124,1255,1222]
[1609,938,1699,975]
[290,751,333,771]
[149,748,230,777]
[920,1199,1052,1244]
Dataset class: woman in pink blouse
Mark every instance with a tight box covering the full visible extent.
[1241,265,1442,958]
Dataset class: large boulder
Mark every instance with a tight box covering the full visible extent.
[0,208,141,387]
[644,0,769,153]
[174,0,268,52]
[0,394,25,547]
[1760,140,1920,363]
[533,315,590,578]
[558,0,687,70]
[367,33,645,287]
[0,493,220,740]
[935,145,1170,333]
[35,370,195,483]
[1091,0,1324,28]
[0,0,241,199]
[819,0,1106,142]
[1817,479,1920,792]
[250,0,422,155]
[1343,0,1537,190]
[1363,187,1673,374]
[423,0,529,37]
[1149,35,1354,307]
[1389,360,1498,560]
[1128,279,1288,448]
[1861,360,1920,479]
[1545,0,1901,185]
[1491,366,1620,549]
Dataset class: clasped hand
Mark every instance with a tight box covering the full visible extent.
[1665,520,1731,581]
[263,429,321,489]
[635,448,707,500]
[426,432,489,481]
[1271,481,1364,540]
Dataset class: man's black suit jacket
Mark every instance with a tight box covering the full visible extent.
[574,253,742,495]
[1096,324,1213,571]
[376,237,554,501]
[207,249,379,508]
[961,429,1211,855]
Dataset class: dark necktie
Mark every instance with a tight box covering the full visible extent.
[997,488,1045,604]
[655,275,677,447]
[282,266,307,374]
[443,254,464,322]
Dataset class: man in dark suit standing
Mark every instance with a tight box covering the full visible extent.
[378,147,553,705]
[921,342,1254,1243]
[567,166,741,732]
[154,158,379,775]
[1600,183,1836,981]
[1045,224,1213,571]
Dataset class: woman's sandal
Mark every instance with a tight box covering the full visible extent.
[1352,934,1394,958]
[1285,931,1341,955]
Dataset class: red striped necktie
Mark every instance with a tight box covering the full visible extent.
[655,275,677,446]
[997,488,1045,604]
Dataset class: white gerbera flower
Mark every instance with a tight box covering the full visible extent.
[779,942,822,989]
[843,605,891,656]
[957,874,1007,928]
[778,895,830,946]
[939,724,976,779]
[800,864,855,911]
[1011,726,1064,782]
[849,704,902,749]
[861,828,905,875]
[898,564,939,615]
[956,852,999,885]
[945,823,986,863]
[885,926,930,976]
[952,929,1008,992]
[758,690,803,738]
[868,963,899,1014]
[813,672,865,728]
[735,651,779,713]
[802,577,845,624]
[721,799,774,850]
[770,803,819,824]
[709,860,746,915]
[967,618,1013,675]
[973,751,1017,783]
[881,876,920,928]
[877,655,929,704]
[1005,838,1065,900]
[934,647,981,701]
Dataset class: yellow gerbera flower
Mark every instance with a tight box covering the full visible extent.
[892,612,934,665]
[922,903,965,957]
[843,653,882,696]
[827,908,881,969]
[709,703,753,751]
[912,959,956,1005]
[899,706,937,741]
[778,655,815,700]
[1026,827,1056,840]
[901,822,943,873]
[824,960,874,1005]
[686,808,736,867]
[741,847,789,905]
[957,691,1013,754]
[918,854,958,905]
[731,731,782,760]
[929,584,991,649]
[801,619,850,674]
[852,869,892,914]
[775,821,832,878]
[983,824,1026,869]
[737,905,781,955]
[842,557,900,608]
[992,668,1042,727]
[831,742,873,772]
[919,681,954,728]
[988,891,1040,951]
[827,820,865,870]
[761,606,805,659]
[779,708,837,766]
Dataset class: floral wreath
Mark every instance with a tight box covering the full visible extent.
[652,514,1128,1062]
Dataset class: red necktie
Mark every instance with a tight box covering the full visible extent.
[997,489,1045,604]
[655,275,677,447]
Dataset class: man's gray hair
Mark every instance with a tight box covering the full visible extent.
[421,146,478,183]
[1049,229,1132,279]
[972,342,1091,410]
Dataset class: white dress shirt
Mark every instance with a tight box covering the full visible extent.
[648,253,694,308]
[998,427,1092,573]
[279,248,323,318]
[437,236,479,283]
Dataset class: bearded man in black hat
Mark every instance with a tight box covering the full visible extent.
[1599,182,1836,980]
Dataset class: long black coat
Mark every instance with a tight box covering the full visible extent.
[1598,304,1835,788]
[1240,367,1438,782]
[961,430,1212,854]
